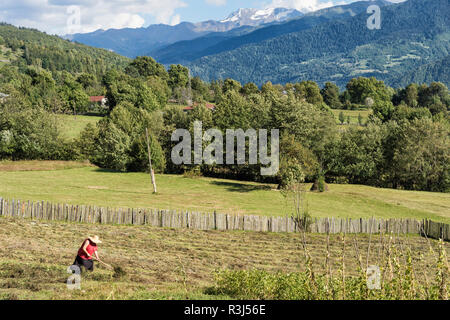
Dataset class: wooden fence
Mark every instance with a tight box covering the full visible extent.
[0,197,448,240]
[422,219,450,242]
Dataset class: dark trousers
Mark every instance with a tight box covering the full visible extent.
[73,255,94,273]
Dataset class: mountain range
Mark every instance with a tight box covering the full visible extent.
[68,0,449,88]
[150,1,391,65]
[68,7,302,58]
[186,0,449,88]
[219,8,303,26]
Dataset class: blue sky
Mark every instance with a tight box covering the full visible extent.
[149,0,297,25]
[0,0,404,35]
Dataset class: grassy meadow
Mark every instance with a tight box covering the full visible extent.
[52,110,367,143]
[56,114,102,140]
[0,217,447,300]
[1,115,448,299]
[331,109,371,125]
[0,161,448,223]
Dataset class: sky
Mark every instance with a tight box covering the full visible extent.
[0,0,406,35]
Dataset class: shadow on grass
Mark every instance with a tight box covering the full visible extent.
[92,168,123,174]
[92,168,152,176]
[80,112,106,117]
[210,181,272,193]
[69,185,150,196]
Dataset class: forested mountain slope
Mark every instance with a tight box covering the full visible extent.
[152,0,391,65]
[68,8,302,58]
[391,55,450,87]
[0,23,130,78]
[188,0,450,87]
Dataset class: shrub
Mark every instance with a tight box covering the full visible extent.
[0,103,71,161]
[91,103,166,172]
[318,175,326,192]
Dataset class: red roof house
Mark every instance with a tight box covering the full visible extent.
[89,96,108,108]
[183,103,216,112]
[89,96,106,102]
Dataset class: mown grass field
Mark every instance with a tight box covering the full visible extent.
[0,217,447,300]
[56,115,102,140]
[0,161,449,223]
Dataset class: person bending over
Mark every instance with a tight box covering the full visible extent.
[73,235,102,273]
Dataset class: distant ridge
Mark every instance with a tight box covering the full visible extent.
[68,7,303,58]
[151,1,391,65]
[187,0,450,88]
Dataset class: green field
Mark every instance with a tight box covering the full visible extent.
[0,161,448,300]
[0,161,448,223]
[57,115,102,140]
[332,109,371,125]
[0,217,446,300]
[55,111,367,142]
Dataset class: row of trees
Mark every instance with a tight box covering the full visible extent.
[0,53,448,192]
[75,63,449,192]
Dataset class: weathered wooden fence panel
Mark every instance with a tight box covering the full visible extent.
[0,197,447,240]
[422,219,449,241]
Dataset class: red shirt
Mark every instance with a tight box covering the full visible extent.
[77,239,97,260]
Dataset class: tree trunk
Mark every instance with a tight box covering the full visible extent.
[145,128,157,194]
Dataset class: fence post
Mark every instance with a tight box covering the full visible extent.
[0,196,448,238]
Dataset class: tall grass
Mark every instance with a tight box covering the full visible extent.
[208,184,449,300]
[209,233,449,300]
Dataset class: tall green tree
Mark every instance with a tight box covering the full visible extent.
[222,78,242,93]
[346,77,392,105]
[168,64,189,89]
[126,56,168,80]
[321,82,342,109]
[92,102,165,172]
[324,124,385,185]
[241,82,259,96]
[384,118,449,192]
[58,71,89,114]
[294,81,324,105]
[104,70,160,112]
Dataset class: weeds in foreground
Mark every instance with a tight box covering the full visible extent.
[209,233,449,300]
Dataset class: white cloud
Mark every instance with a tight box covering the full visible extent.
[267,0,409,12]
[266,0,352,12]
[0,0,187,35]
[170,14,182,26]
[205,0,227,6]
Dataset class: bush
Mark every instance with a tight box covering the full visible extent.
[0,103,71,160]
[91,103,166,172]
[318,175,326,192]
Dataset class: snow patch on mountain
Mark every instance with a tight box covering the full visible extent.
[220,7,303,25]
